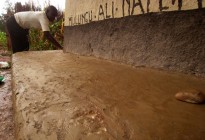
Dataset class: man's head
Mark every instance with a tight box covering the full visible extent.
[46,5,58,22]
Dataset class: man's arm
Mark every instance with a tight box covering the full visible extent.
[43,31,63,49]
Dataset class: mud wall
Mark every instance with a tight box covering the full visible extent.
[64,0,205,76]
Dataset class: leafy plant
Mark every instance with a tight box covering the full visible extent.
[0,31,7,50]
[29,18,64,51]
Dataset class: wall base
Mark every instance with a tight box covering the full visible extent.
[64,9,205,77]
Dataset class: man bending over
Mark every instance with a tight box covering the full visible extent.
[6,5,63,53]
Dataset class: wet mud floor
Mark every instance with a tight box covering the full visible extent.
[0,49,15,140]
[12,51,205,140]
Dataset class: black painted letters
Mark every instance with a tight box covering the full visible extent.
[122,0,131,17]
[68,0,204,26]
[159,0,169,11]
[131,0,145,15]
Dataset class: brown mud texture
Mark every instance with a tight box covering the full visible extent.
[13,51,205,140]
[0,48,15,140]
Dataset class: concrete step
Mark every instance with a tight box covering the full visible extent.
[12,50,205,140]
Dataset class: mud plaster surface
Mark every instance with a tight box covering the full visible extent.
[12,51,205,140]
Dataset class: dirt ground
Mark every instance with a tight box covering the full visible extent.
[12,51,205,140]
[0,48,15,140]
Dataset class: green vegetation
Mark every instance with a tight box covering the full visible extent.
[29,19,63,51]
[0,31,7,50]
[0,0,64,52]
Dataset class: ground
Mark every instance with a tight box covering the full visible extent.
[12,51,205,140]
[0,47,15,140]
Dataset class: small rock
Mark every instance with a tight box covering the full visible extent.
[0,62,10,69]
[175,89,205,104]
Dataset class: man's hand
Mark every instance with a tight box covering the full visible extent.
[43,31,63,50]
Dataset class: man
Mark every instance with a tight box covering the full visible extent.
[6,5,63,53]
